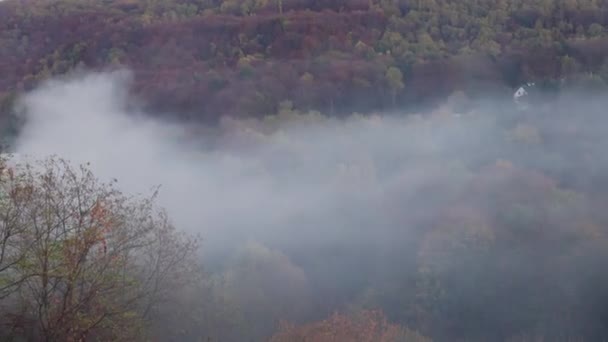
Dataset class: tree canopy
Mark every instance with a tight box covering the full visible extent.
[1,0,608,123]
[0,155,200,341]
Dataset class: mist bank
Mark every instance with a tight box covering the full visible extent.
[6,70,608,341]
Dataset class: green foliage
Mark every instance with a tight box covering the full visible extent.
[0,157,201,341]
[2,3,608,337]
[107,47,126,65]
[1,0,608,123]
[385,66,404,105]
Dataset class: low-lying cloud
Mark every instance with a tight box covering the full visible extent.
[11,70,485,260]
[9,69,608,341]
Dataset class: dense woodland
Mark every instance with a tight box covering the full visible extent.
[2,0,608,124]
[3,0,608,341]
[4,94,608,341]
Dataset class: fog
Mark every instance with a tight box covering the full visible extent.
[10,70,482,263]
[8,70,608,341]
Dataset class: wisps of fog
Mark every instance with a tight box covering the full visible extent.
[9,69,608,340]
[10,70,493,262]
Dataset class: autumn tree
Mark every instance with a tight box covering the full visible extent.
[385,66,404,106]
[0,154,32,301]
[0,156,200,341]
[221,241,312,340]
[2,0,608,120]
[270,309,431,342]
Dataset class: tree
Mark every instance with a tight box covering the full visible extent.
[385,66,404,106]
[0,154,32,300]
[599,58,608,82]
[270,309,431,342]
[588,23,604,37]
[221,242,312,340]
[0,156,200,341]
[561,55,581,75]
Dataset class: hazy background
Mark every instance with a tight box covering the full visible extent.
[8,69,608,341]
[11,69,485,263]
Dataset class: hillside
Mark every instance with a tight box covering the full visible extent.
[4,2,608,341]
[1,0,608,124]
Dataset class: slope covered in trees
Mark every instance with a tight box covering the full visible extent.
[1,0,608,124]
[6,94,608,340]
[0,156,201,341]
[3,1,608,341]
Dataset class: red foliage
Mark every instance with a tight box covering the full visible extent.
[269,309,430,342]
[1,0,606,122]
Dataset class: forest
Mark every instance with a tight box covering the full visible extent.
[0,69,607,341]
[1,0,608,126]
[2,0,608,341]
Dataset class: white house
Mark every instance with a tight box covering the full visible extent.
[513,82,536,109]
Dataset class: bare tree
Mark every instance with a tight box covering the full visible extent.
[0,154,36,301]
[0,156,200,341]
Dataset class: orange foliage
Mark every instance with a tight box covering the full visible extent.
[269,309,431,342]
[90,200,112,256]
